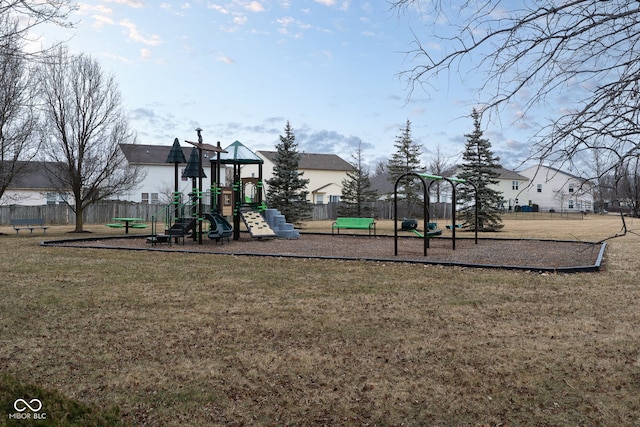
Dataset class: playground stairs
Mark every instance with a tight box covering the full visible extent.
[240,210,278,238]
[167,217,196,241]
[264,208,300,239]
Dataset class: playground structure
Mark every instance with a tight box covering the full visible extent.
[150,130,299,245]
[394,172,478,256]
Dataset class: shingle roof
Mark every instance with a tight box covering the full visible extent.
[4,161,69,190]
[120,143,219,164]
[492,166,529,181]
[258,151,352,171]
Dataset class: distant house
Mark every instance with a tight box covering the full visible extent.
[368,166,530,213]
[518,165,594,212]
[119,144,353,206]
[489,167,530,211]
[119,143,218,205]
[256,151,353,204]
[1,161,71,206]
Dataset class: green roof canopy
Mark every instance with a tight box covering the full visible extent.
[217,140,263,164]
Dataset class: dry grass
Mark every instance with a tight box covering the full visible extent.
[1,216,640,426]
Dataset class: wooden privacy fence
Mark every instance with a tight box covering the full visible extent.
[0,201,454,225]
[0,203,165,225]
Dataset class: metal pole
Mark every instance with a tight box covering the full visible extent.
[196,128,203,245]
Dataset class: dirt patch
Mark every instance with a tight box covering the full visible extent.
[49,232,605,271]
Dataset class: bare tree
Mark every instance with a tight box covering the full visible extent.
[1,0,75,56]
[392,1,640,180]
[38,46,144,232]
[426,145,456,218]
[616,157,640,218]
[0,14,39,203]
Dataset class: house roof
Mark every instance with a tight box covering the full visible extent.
[492,166,529,181]
[4,161,69,190]
[519,164,586,182]
[452,165,529,181]
[258,151,353,171]
[120,143,219,164]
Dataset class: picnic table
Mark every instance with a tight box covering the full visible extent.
[107,217,146,234]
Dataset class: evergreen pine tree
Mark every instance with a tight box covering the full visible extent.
[339,143,379,217]
[266,121,312,225]
[387,119,423,217]
[457,109,504,231]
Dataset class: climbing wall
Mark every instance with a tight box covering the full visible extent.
[241,210,278,238]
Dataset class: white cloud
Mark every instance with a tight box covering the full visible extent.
[92,15,115,29]
[276,16,295,26]
[119,19,162,46]
[217,55,235,64]
[104,0,145,8]
[244,1,264,12]
[233,15,248,25]
[140,48,151,60]
[209,4,230,14]
[314,0,335,5]
[78,4,113,15]
[101,51,133,63]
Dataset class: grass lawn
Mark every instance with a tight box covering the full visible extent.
[1,215,640,426]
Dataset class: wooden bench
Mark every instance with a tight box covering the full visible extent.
[10,218,49,235]
[332,217,376,237]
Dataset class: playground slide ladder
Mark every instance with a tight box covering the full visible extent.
[240,210,278,238]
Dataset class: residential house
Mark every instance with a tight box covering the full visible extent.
[367,167,531,217]
[1,161,71,206]
[119,144,353,206]
[518,165,594,212]
[119,143,223,205]
[256,151,353,204]
[490,166,530,211]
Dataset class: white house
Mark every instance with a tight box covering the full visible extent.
[490,167,530,211]
[518,165,594,212]
[119,143,353,206]
[256,151,352,204]
[1,161,72,206]
[118,143,220,205]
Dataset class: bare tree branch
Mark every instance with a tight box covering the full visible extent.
[391,0,640,180]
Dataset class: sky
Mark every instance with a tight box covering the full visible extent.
[34,0,538,172]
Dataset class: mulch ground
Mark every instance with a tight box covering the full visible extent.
[48,232,606,272]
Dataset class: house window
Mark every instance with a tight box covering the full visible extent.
[141,193,149,204]
[329,195,340,203]
[568,199,574,209]
[315,194,324,204]
[537,184,542,193]
[512,180,519,190]
[150,193,159,204]
[47,193,66,205]
[568,184,574,193]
